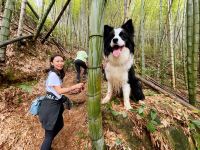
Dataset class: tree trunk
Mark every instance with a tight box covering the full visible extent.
[168,0,176,89]
[182,0,188,88]
[27,1,39,19]
[192,0,199,104]
[41,0,71,43]
[88,0,106,149]
[34,0,55,40]
[17,0,28,37]
[140,0,145,76]
[123,0,127,23]
[0,35,33,48]
[0,0,5,12]
[186,0,199,106]
[0,0,16,62]
[159,0,165,84]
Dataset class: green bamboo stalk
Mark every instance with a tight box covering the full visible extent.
[186,0,194,104]
[159,0,165,84]
[190,0,199,105]
[182,0,188,89]
[0,35,33,48]
[27,1,39,19]
[88,0,106,149]
[34,0,55,40]
[0,0,16,62]
[186,0,199,105]
[168,0,176,89]
[17,0,28,37]
[41,0,72,44]
[140,0,145,76]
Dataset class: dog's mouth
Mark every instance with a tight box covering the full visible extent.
[112,45,124,57]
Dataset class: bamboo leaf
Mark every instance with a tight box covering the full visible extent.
[146,122,156,133]
[191,120,200,129]
[150,109,157,120]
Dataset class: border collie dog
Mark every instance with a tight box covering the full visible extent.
[102,19,145,110]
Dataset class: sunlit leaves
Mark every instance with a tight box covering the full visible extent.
[71,0,81,21]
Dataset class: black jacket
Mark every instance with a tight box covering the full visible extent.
[38,95,64,130]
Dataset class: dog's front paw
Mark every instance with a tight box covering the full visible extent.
[101,97,110,104]
[124,104,132,110]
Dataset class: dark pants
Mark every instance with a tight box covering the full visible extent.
[74,59,87,82]
[41,108,64,150]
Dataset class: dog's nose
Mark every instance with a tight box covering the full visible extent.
[113,38,118,44]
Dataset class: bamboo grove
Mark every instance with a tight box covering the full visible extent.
[0,0,199,147]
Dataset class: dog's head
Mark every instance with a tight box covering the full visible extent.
[103,19,135,58]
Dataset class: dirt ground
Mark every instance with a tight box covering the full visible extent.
[0,70,200,149]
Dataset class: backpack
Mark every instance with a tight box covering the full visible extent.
[29,96,45,115]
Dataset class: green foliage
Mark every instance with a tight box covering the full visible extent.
[146,121,157,133]
[44,17,53,29]
[71,0,81,21]
[16,81,37,93]
[146,109,160,133]
[110,109,128,119]
[64,58,74,70]
[5,67,15,81]
[137,104,145,116]
[115,138,122,146]
[111,109,120,116]
[150,109,157,120]
[191,120,200,129]
[104,0,124,26]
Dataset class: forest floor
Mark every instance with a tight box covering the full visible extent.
[0,69,200,149]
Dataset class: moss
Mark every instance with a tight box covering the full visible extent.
[164,127,191,150]
[15,80,37,93]
[191,130,200,149]
[5,67,16,81]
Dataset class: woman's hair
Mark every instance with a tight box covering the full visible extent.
[46,53,65,80]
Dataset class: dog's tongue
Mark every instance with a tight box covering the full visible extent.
[113,49,121,57]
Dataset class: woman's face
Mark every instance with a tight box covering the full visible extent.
[51,56,64,70]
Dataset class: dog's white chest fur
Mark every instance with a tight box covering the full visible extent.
[105,47,133,93]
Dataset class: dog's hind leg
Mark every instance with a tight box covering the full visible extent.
[128,66,145,101]
[102,81,112,104]
[130,77,145,101]
[122,83,132,110]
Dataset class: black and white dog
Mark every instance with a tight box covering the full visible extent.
[102,19,145,110]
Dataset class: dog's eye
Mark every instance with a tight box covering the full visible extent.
[119,32,125,37]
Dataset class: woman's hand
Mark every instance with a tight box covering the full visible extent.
[73,83,84,90]
[68,83,84,94]
[53,83,84,94]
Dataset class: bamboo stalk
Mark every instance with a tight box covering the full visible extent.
[0,35,33,48]
[17,0,28,37]
[41,0,71,44]
[34,0,56,40]
[88,0,106,149]
[26,1,39,20]
[0,0,16,62]
[186,0,199,106]
[136,75,199,111]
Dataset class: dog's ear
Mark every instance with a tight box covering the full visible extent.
[121,19,134,35]
[104,25,113,37]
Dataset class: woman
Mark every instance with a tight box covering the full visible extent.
[39,54,84,150]
[74,50,88,83]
